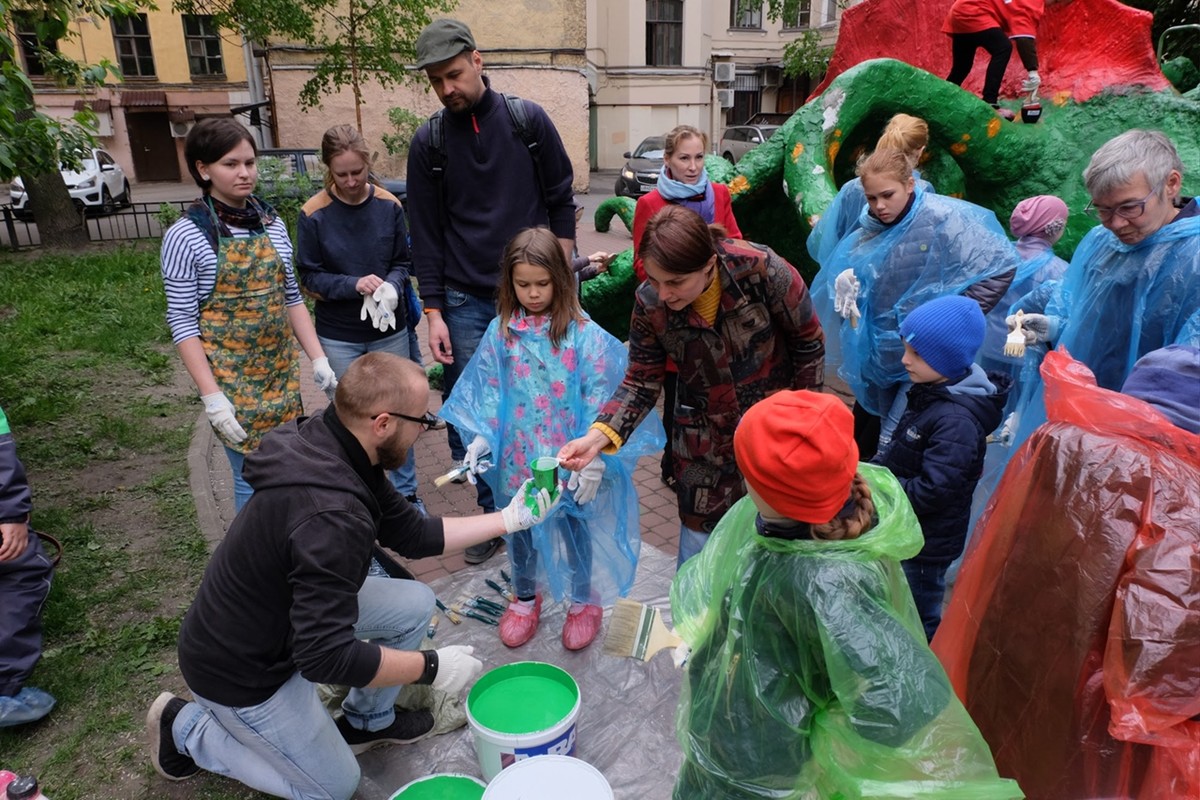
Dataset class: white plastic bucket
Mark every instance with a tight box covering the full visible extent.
[481,754,613,799]
[388,773,486,800]
[465,661,581,781]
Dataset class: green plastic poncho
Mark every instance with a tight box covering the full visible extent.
[670,464,1023,800]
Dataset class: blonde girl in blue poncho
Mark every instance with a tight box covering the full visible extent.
[440,228,664,652]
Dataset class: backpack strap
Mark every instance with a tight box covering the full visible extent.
[501,93,548,210]
[427,108,449,234]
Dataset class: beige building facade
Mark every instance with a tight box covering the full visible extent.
[265,1,591,188]
[8,8,253,183]
[588,0,852,170]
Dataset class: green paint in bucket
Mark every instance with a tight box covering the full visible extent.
[466,662,582,781]
[388,773,486,800]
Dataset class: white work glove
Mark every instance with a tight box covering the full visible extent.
[988,412,1019,447]
[360,292,382,329]
[311,356,338,396]
[464,435,491,485]
[833,268,861,327]
[1005,312,1058,345]
[371,283,399,333]
[431,645,483,695]
[202,391,247,444]
[568,457,605,505]
[500,478,563,533]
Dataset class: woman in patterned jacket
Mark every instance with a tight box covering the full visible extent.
[559,205,825,566]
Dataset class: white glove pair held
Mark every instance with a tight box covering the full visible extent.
[361,283,399,333]
[834,269,861,328]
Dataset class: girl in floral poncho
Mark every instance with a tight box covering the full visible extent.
[440,228,664,650]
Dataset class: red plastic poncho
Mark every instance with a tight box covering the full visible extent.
[933,349,1200,800]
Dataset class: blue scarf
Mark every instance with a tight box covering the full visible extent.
[657,166,716,223]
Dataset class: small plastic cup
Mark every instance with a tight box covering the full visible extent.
[527,456,560,510]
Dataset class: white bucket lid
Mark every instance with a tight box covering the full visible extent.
[482,755,613,800]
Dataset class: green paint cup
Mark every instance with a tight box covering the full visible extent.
[527,456,560,511]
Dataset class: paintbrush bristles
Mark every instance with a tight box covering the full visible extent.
[603,598,683,661]
[1004,310,1027,359]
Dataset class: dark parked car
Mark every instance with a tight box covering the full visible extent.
[256,148,406,204]
[614,136,666,198]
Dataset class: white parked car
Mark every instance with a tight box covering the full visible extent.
[9,148,132,218]
[718,124,781,164]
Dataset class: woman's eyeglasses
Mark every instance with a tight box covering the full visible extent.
[371,411,442,431]
[1084,178,1164,221]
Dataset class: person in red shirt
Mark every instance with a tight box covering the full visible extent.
[631,125,742,489]
[944,0,1045,117]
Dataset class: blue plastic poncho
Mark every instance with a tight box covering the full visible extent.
[980,240,1069,373]
[439,311,665,604]
[670,465,1022,800]
[806,173,934,267]
[1005,214,1200,464]
[811,185,1021,415]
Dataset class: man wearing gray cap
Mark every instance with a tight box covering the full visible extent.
[407,18,576,565]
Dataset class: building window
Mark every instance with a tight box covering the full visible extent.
[646,0,683,67]
[783,0,812,29]
[730,1,762,29]
[183,15,224,77]
[111,13,156,78]
[13,11,59,77]
[824,0,838,25]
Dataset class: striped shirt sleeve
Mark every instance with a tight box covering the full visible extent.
[160,217,301,345]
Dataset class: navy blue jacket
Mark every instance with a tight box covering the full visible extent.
[407,79,576,310]
[872,367,1010,564]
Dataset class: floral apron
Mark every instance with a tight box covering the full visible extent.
[198,212,302,453]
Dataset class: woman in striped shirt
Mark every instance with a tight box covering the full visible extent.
[160,118,335,511]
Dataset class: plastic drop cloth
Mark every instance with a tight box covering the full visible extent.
[352,543,685,800]
[670,464,1022,800]
[810,185,1021,415]
[439,311,664,604]
[805,173,934,268]
[933,350,1200,800]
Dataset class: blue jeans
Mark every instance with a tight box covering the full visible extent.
[901,559,949,642]
[677,524,710,569]
[441,287,496,512]
[175,576,434,799]
[224,447,253,513]
[319,334,419,498]
[509,514,593,602]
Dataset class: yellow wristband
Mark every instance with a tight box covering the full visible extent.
[590,422,623,454]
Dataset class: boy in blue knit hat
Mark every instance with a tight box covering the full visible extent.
[871,295,1010,639]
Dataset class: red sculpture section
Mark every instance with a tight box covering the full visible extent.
[812,0,1170,103]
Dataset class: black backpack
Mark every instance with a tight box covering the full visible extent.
[426,94,548,223]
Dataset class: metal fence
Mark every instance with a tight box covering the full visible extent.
[0,201,190,251]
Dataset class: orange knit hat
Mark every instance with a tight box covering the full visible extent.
[734,391,859,524]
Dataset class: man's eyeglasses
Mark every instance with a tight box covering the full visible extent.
[371,411,442,431]
[1085,178,1164,221]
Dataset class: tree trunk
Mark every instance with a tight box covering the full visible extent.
[25,171,90,249]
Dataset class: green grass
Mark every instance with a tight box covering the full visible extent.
[0,245,261,798]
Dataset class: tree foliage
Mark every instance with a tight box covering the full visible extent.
[174,0,454,130]
[1,0,128,246]
[755,0,840,80]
